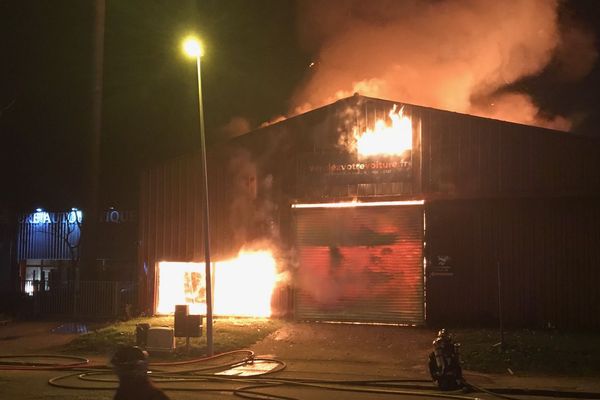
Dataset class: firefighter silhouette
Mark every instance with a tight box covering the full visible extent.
[428,329,464,390]
[111,346,170,400]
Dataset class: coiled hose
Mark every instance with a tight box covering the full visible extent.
[2,352,600,400]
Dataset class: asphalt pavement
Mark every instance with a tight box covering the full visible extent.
[1,320,599,400]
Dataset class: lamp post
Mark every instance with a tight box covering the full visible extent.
[183,36,213,356]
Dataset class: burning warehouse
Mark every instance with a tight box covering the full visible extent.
[138,95,600,329]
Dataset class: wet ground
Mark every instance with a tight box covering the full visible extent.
[0,321,83,354]
[1,320,599,399]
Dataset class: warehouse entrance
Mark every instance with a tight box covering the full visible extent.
[292,201,424,325]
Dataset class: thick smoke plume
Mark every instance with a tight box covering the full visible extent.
[292,0,597,130]
[227,149,293,284]
[220,116,251,139]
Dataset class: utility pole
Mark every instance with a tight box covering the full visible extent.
[82,0,105,279]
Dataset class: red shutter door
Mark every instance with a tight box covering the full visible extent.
[293,204,424,324]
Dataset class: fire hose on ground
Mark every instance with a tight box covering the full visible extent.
[2,350,600,400]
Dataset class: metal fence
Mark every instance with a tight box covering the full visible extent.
[23,280,137,319]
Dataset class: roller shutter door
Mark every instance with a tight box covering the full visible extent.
[293,204,424,324]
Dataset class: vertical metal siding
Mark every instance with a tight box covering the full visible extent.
[293,205,424,324]
[17,213,81,260]
[138,151,237,313]
[138,95,600,322]
[292,98,420,201]
[0,212,12,292]
[416,105,600,198]
[425,198,600,329]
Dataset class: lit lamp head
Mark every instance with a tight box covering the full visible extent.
[182,36,203,58]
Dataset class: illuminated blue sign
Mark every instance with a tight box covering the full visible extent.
[17,209,83,260]
[104,209,136,224]
[24,210,83,224]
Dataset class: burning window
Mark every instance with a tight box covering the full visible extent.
[156,250,279,317]
[353,105,412,157]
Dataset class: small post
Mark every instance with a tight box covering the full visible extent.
[496,261,505,352]
[32,270,39,316]
[40,270,46,292]
[112,281,120,318]
[73,267,80,318]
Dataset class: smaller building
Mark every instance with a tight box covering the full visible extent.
[9,206,139,318]
[16,209,83,294]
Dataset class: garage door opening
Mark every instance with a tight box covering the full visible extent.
[292,200,424,324]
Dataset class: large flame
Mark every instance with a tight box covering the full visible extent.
[354,105,412,157]
[156,250,278,317]
[213,251,278,317]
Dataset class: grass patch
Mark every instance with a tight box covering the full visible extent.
[62,316,283,359]
[454,329,600,376]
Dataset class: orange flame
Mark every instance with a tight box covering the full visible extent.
[354,105,412,157]
[156,250,279,317]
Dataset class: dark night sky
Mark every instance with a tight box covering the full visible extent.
[0,0,309,211]
[1,0,599,212]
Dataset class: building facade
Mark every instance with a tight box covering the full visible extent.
[139,95,600,329]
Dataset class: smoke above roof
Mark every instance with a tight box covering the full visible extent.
[291,0,597,130]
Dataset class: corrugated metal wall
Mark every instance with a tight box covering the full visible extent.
[293,205,424,324]
[290,97,422,201]
[0,210,13,292]
[138,95,600,325]
[17,212,81,260]
[425,197,600,329]
[284,96,600,200]
[414,105,600,198]
[138,152,235,312]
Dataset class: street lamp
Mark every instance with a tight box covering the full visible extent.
[182,35,213,356]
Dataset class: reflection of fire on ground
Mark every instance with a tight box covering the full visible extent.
[157,250,282,317]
